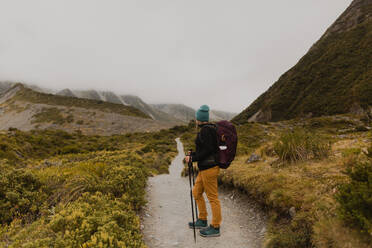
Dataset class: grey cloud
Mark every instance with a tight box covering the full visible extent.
[0,0,353,112]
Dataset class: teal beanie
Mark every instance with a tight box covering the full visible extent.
[196,105,210,122]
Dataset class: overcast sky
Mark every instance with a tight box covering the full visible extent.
[0,0,353,113]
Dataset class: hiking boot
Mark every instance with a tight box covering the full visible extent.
[199,225,220,237]
[188,219,208,229]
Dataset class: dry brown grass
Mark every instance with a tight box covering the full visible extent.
[314,218,371,248]
[219,124,371,247]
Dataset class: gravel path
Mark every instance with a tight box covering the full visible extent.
[142,138,267,248]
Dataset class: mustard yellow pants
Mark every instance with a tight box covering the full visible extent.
[192,166,222,228]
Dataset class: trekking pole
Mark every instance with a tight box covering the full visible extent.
[189,150,198,220]
[188,153,197,243]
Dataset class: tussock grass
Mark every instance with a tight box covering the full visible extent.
[274,129,330,163]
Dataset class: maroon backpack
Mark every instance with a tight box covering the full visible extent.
[212,120,238,169]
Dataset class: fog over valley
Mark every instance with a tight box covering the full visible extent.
[0,0,352,112]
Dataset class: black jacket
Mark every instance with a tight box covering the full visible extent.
[191,123,219,171]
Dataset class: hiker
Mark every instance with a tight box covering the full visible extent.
[185,105,221,237]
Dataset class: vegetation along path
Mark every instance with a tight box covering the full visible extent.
[142,138,267,248]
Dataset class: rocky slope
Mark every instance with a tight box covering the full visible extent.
[234,0,372,123]
[0,84,179,135]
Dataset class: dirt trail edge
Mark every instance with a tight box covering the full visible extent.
[141,138,267,248]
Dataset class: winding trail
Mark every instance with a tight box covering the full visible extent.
[142,138,267,248]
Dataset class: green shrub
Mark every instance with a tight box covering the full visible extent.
[342,148,362,157]
[0,125,185,246]
[0,162,47,224]
[355,125,369,132]
[367,143,372,158]
[60,144,81,154]
[336,161,372,238]
[274,129,330,163]
[266,214,313,248]
[62,162,147,209]
[3,193,146,248]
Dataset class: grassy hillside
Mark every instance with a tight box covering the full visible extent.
[0,125,188,247]
[234,1,372,123]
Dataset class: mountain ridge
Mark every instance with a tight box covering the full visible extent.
[0,84,181,135]
[1,82,237,123]
[233,0,372,123]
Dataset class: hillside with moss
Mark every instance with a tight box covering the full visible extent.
[0,84,181,135]
[234,0,372,123]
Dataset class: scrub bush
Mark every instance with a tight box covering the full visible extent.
[336,160,372,238]
[3,193,146,248]
[0,125,186,247]
[0,162,47,224]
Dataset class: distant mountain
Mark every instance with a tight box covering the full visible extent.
[4,83,235,125]
[151,104,237,122]
[0,84,179,135]
[210,109,237,121]
[119,95,182,122]
[1,82,53,95]
[26,84,54,94]
[73,90,102,102]
[100,91,126,105]
[0,82,14,95]
[56,88,76,98]
[56,88,183,123]
[151,104,195,122]
[233,0,372,123]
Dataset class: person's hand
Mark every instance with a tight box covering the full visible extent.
[185,155,191,163]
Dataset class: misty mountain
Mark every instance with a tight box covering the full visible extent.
[5,83,236,124]
[0,84,179,135]
[151,104,237,122]
[210,109,238,122]
[234,0,372,123]
[56,88,183,123]
[56,88,76,98]
[0,82,14,95]
[151,104,195,122]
